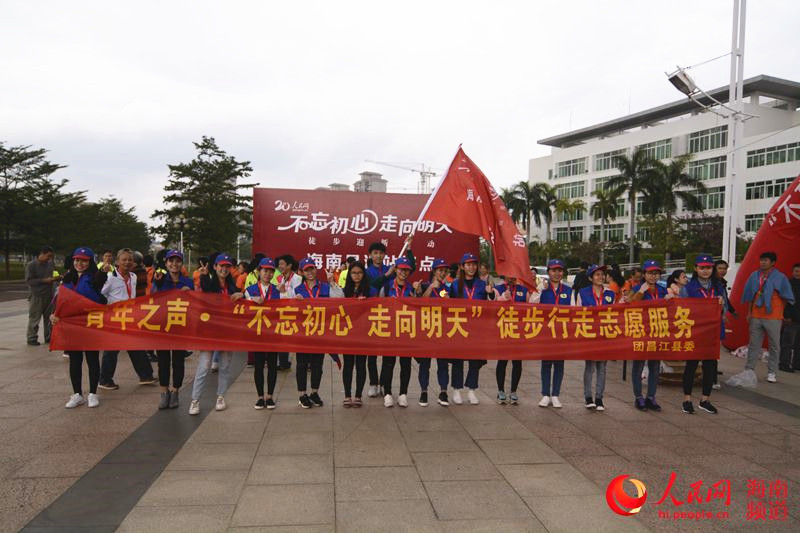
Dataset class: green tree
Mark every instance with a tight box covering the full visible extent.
[554,198,585,242]
[74,197,152,253]
[532,182,557,243]
[152,137,257,255]
[590,188,619,265]
[607,148,656,264]
[501,181,553,243]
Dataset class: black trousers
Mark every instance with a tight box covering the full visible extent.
[254,352,278,397]
[296,353,323,392]
[367,355,379,385]
[380,356,412,395]
[278,352,291,368]
[496,360,522,392]
[68,351,100,394]
[683,359,716,397]
[343,354,367,398]
[157,350,186,388]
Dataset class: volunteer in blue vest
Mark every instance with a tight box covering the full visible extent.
[494,275,535,405]
[151,249,194,409]
[417,258,453,406]
[50,247,108,408]
[628,259,669,412]
[374,256,416,408]
[290,257,344,409]
[536,259,571,408]
[245,257,282,410]
[682,254,725,414]
[576,264,617,411]
[449,252,493,405]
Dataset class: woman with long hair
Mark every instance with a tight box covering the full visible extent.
[342,261,370,407]
[244,257,282,410]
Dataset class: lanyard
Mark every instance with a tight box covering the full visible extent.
[304,281,318,299]
[758,272,770,294]
[393,280,406,298]
[647,285,659,300]
[550,282,561,305]
[510,285,517,301]
[464,279,477,300]
[258,283,273,300]
[592,287,604,306]
[698,284,714,299]
[123,273,132,299]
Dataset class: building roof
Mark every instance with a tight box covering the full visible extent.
[538,75,800,148]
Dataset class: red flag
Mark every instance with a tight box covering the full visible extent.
[423,147,537,290]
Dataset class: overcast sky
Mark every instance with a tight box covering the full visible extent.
[3,0,800,222]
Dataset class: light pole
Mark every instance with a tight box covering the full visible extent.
[174,214,188,253]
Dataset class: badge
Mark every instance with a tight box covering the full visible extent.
[560,293,567,299]
[439,290,448,297]
[605,296,612,302]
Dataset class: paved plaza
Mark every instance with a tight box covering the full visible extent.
[1,297,799,532]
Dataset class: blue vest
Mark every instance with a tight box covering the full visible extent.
[578,286,616,307]
[294,281,331,298]
[151,275,193,294]
[496,283,529,302]
[385,281,415,298]
[539,282,572,305]
[633,283,668,300]
[449,278,488,300]
[245,282,281,300]
[686,277,725,339]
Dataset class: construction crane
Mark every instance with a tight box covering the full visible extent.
[364,160,438,194]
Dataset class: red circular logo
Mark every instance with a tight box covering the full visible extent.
[606,474,647,516]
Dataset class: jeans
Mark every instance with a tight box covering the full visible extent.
[437,359,463,390]
[683,359,716,396]
[496,360,522,392]
[157,350,185,389]
[254,352,278,397]
[632,360,660,398]
[416,358,449,391]
[192,351,233,400]
[541,360,564,396]
[68,351,100,394]
[296,353,323,392]
[452,359,485,389]
[380,356,412,395]
[583,361,606,399]
[746,318,782,374]
[343,354,367,398]
[27,293,52,343]
[100,350,154,383]
[367,355,379,385]
[780,321,800,369]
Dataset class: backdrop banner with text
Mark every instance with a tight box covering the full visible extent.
[51,289,721,360]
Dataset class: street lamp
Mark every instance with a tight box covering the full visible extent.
[174,214,188,253]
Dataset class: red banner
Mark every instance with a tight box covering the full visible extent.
[51,289,721,360]
[252,188,479,279]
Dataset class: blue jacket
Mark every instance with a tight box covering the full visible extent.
[686,277,726,338]
[294,281,331,298]
[577,286,616,307]
[496,283,529,303]
[151,274,193,293]
[450,278,488,300]
[245,282,281,300]
[62,272,106,304]
[633,283,668,300]
[384,280,415,298]
[741,268,795,314]
[539,282,572,305]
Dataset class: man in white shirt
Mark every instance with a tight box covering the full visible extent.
[99,248,157,389]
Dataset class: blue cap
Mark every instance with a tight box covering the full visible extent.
[258,257,276,270]
[215,253,233,266]
[299,257,317,270]
[165,249,183,261]
[460,252,478,264]
[547,259,565,270]
[587,264,606,277]
[72,247,94,260]
[395,257,412,270]
[694,254,714,267]
[432,258,449,270]
[643,259,662,272]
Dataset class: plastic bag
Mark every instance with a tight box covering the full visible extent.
[725,368,758,388]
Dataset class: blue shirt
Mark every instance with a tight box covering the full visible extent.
[294,281,331,299]
[578,286,616,307]
[62,273,105,304]
[384,280,415,298]
[151,274,193,294]
[496,283,529,303]
[449,278,488,300]
[245,282,281,300]
[633,283,668,300]
[539,282,572,305]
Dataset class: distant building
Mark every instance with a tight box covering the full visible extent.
[316,183,351,191]
[353,171,387,193]
[529,74,800,244]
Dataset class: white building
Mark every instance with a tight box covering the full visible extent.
[353,171,388,193]
[529,74,800,245]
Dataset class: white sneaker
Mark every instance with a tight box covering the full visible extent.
[551,396,562,408]
[87,393,100,408]
[189,399,200,415]
[767,373,777,383]
[215,396,227,411]
[398,394,408,408]
[383,394,394,408]
[367,385,379,398]
[65,393,85,409]
[538,395,550,408]
[467,389,479,405]
[62,352,70,359]
[211,361,219,371]
[452,389,463,405]
[712,383,721,390]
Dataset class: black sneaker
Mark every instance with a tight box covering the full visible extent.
[265,398,276,409]
[27,340,41,346]
[309,392,324,407]
[585,397,596,409]
[682,401,695,414]
[645,397,661,412]
[438,391,449,406]
[254,398,265,410]
[419,391,429,407]
[595,398,605,411]
[634,397,647,411]
[98,381,119,390]
[298,394,313,409]
[699,400,718,414]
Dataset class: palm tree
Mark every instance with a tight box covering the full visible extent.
[646,154,707,262]
[590,188,619,265]
[607,148,656,264]
[555,198,586,242]
[500,181,546,243]
[532,182,557,242]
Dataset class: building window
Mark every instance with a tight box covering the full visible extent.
[548,169,553,180]
[555,180,585,199]
[594,149,627,172]
[745,177,794,200]
[555,226,584,242]
[614,198,627,218]
[687,156,726,181]
[746,142,800,168]
[636,226,651,243]
[593,175,622,192]
[591,223,625,242]
[638,138,672,160]
[556,157,586,178]
[744,213,765,233]
[688,125,728,153]
[556,209,584,222]
[695,186,725,210]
